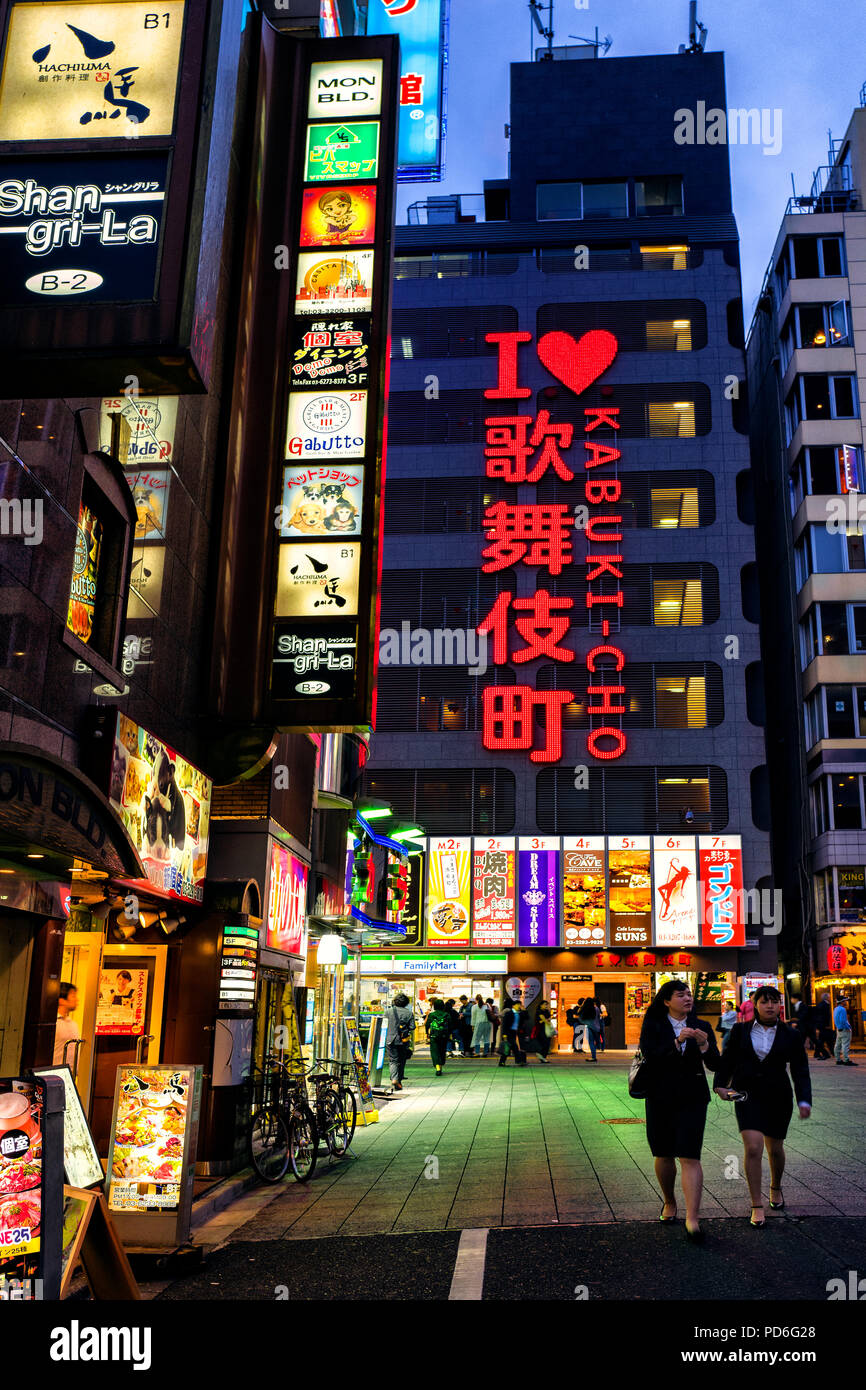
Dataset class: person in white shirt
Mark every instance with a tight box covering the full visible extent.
[53,982,82,1067]
[714,986,812,1227]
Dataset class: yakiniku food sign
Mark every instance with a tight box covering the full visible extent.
[478,329,627,765]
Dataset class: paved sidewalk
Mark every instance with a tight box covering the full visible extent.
[215,1052,866,1242]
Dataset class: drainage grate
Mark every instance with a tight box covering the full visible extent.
[600,1118,645,1125]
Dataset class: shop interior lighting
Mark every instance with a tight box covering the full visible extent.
[357,806,393,820]
[317,933,344,966]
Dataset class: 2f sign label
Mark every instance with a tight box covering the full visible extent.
[308,59,383,119]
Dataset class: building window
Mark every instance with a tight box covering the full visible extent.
[640,244,688,270]
[537,661,722,728]
[813,870,832,924]
[645,318,692,351]
[653,578,703,625]
[776,236,845,295]
[795,445,865,497]
[838,867,866,923]
[650,486,700,528]
[647,400,695,436]
[635,176,684,216]
[391,306,518,360]
[810,778,829,835]
[655,673,706,727]
[359,768,516,833]
[786,374,858,438]
[536,764,728,833]
[537,180,628,220]
[536,299,706,353]
[832,775,864,829]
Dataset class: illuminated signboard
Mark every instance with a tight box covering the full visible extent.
[399,850,424,947]
[653,835,700,947]
[0,1078,45,1288]
[366,0,446,181]
[265,36,398,726]
[106,1065,200,1215]
[65,498,102,645]
[0,153,169,303]
[0,0,186,141]
[278,464,363,536]
[305,120,380,182]
[307,56,383,118]
[517,836,560,948]
[100,396,178,467]
[127,543,165,617]
[472,836,516,949]
[699,835,745,948]
[218,921,259,1011]
[95,966,146,1035]
[124,469,171,543]
[108,712,212,903]
[289,317,372,390]
[562,835,606,950]
[426,836,471,946]
[608,836,652,949]
[295,249,374,315]
[266,843,309,957]
[300,183,377,246]
[479,329,626,766]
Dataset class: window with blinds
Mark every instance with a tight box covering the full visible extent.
[379,567,518,630]
[536,662,724,728]
[534,384,711,437]
[537,247,704,274]
[536,765,728,832]
[384,477,509,533]
[391,306,518,360]
[536,300,707,352]
[376,665,516,732]
[360,768,516,832]
[394,253,521,281]
[536,469,715,528]
[546,564,719,627]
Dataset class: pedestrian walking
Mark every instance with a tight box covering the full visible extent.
[639,979,720,1243]
[535,1001,555,1062]
[569,998,586,1053]
[797,999,822,1058]
[498,998,527,1066]
[579,997,601,1061]
[598,1001,609,1052]
[486,997,500,1052]
[813,992,833,1059]
[833,996,857,1066]
[385,992,416,1091]
[458,995,474,1056]
[738,991,756,1024]
[426,997,451,1076]
[717,1003,739,1051]
[471,993,492,1056]
[444,998,461,1054]
[714,985,812,1226]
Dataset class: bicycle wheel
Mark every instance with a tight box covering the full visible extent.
[320,1087,351,1157]
[249,1107,290,1182]
[288,1102,318,1182]
[338,1084,357,1148]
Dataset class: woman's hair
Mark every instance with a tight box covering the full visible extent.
[117,971,132,985]
[318,190,351,211]
[646,979,691,1020]
[475,993,484,1004]
[445,998,455,1008]
[485,997,493,1004]
[393,992,410,1008]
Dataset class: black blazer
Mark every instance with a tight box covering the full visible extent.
[639,1011,720,1107]
[714,1021,812,1107]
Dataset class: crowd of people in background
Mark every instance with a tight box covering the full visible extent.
[789,990,858,1066]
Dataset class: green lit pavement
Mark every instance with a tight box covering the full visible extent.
[199,1052,866,1242]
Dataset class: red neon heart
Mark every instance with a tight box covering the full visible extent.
[536,329,618,397]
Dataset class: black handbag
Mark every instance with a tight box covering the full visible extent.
[628,1047,651,1099]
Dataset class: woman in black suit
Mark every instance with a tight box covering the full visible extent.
[714,985,811,1227]
[639,979,720,1243]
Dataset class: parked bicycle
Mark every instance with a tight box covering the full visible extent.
[248,1055,317,1184]
[307,1057,358,1155]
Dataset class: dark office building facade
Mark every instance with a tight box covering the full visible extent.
[363,51,776,1038]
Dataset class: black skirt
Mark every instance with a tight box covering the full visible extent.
[645,1097,708,1159]
[734,1088,794,1141]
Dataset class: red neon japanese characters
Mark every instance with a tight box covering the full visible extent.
[478,330,628,765]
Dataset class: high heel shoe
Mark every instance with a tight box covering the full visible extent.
[750,1205,766,1228]
[659,1203,678,1223]
[684,1223,705,1244]
[768,1188,785,1211]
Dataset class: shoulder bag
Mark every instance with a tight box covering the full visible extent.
[627,1047,652,1099]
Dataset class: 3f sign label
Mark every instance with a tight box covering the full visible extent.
[308,59,384,118]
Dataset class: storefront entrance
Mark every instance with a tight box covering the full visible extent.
[594,982,626,1048]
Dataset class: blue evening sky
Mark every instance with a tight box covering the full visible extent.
[395,0,865,317]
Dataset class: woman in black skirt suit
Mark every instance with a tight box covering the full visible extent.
[714,985,811,1227]
[639,979,720,1243]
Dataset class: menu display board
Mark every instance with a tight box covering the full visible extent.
[108,712,211,902]
[106,1065,198,1214]
[33,1067,102,1191]
[289,320,371,391]
[653,836,700,947]
[0,1079,43,1285]
[472,837,516,949]
[699,835,745,948]
[607,836,652,950]
[0,0,186,141]
[518,837,560,948]
[218,922,259,1012]
[343,1017,377,1122]
[562,835,606,950]
[426,838,472,946]
[266,843,309,957]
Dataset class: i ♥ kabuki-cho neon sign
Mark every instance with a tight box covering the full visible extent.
[478,329,627,764]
